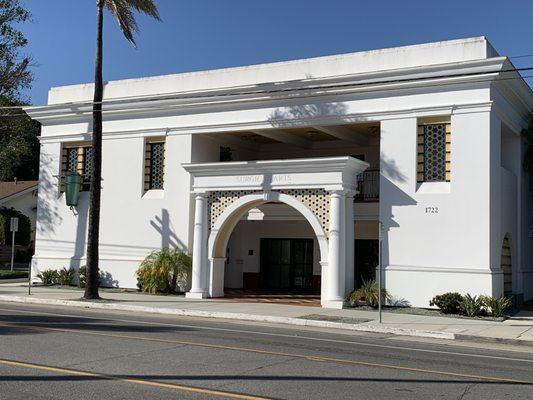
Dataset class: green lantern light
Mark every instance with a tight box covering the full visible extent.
[65,171,82,206]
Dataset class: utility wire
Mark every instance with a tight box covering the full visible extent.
[1,64,533,112]
[1,70,532,119]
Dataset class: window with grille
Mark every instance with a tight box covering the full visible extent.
[144,139,165,191]
[417,123,451,182]
[60,144,93,191]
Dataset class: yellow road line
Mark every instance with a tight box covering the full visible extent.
[1,321,531,385]
[0,358,270,400]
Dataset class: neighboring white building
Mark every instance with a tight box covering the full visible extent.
[25,37,533,308]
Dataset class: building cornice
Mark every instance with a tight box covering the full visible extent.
[37,101,494,144]
[26,58,513,125]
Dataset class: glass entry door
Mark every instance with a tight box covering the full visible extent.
[260,238,313,292]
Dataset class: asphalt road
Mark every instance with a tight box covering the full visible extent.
[0,302,532,399]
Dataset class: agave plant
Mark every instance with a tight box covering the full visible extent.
[136,248,192,294]
[57,267,75,286]
[346,279,390,308]
[481,295,512,318]
[460,294,484,317]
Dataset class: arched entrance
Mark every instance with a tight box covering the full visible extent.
[207,192,329,300]
[182,156,370,308]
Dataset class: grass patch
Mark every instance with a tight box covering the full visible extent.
[0,270,28,279]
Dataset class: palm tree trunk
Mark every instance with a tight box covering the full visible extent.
[84,0,104,299]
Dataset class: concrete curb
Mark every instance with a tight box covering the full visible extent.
[0,294,455,340]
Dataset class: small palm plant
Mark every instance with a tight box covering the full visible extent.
[136,248,192,294]
[347,279,390,308]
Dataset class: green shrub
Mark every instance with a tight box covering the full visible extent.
[429,292,463,314]
[0,270,28,279]
[136,248,192,294]
[57,267,75,286]
[460,294,484,317]
[37,269,59,285]
[346,279,390,308]
[481,295,512,318]
[0,207,31,246]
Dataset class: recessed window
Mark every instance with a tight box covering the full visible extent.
[61,144,93,191]
[144,138,165,191]
[417,123,451,183]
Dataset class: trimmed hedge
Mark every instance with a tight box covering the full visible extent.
[0,270,28,279]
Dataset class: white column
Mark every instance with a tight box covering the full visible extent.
[325,190,346,308]
[345,192,355,295]
[186,192,208,299]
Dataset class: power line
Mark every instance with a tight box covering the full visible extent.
[509,54,533,59]
[1,71,532,119]
[1,65,533,112]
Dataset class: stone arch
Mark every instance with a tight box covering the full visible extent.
[501,233,513,294]
[207,191,329,297]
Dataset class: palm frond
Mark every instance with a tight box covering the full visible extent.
[104,0,161,47]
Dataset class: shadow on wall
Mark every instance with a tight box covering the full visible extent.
[69,195,89,273]
[379,154,417,286]
[36,153,63,237]
[268,101,349,127]
[150,208,186,251]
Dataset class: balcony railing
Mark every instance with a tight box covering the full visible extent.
[355,169,379,202]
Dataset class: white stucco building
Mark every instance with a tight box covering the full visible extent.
[25,37,533,308]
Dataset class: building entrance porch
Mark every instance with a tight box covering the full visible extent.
[183,156,369,308]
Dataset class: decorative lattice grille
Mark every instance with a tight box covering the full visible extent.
[208,190,256,229]
[144,140,165,191]
[83,147,93,189]
[207,189,330,233]
[280,189,330,232]
[60,144,92,192]
[417,123,451,182]
[67,148,78,172]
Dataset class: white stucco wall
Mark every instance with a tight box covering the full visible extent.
[379,110,505,306]
[27,37,532,307]
[33,134,193,287]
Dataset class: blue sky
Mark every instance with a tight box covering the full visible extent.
[20,0,533,105]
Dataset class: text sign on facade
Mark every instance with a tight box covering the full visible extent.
[10,217,18,232]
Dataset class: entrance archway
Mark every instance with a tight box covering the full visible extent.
[207,192,329,299]
[183,156,369,308]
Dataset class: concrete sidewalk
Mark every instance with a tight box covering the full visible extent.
[0,283,532,345]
